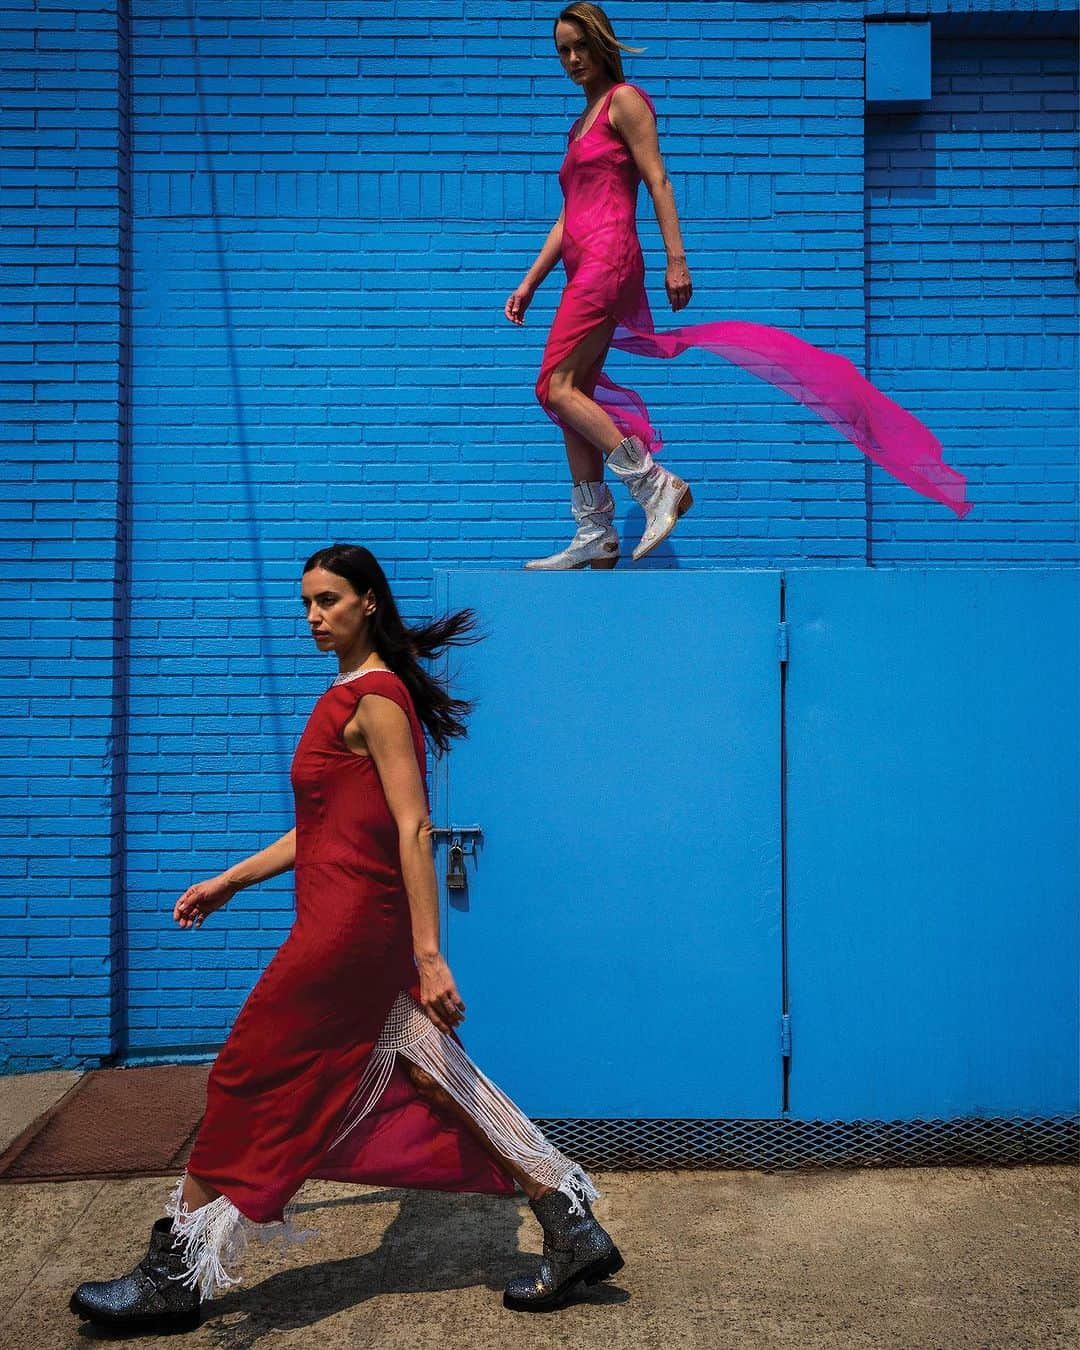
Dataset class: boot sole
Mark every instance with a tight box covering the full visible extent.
[632,484,693,562]
[523,553,619,571]
[69,1291,202,1334]
[502,1246,625,1313]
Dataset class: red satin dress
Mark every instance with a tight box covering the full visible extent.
[535,82,972,518]
[185,669,513,1225]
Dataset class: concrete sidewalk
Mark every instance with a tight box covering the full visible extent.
[0,1073,1076,1349]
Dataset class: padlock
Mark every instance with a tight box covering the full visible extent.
[446,841,467,891]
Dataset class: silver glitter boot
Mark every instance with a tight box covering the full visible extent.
[69,1218,201,1334]
[606,434,693,561]
[524,480,620,570]
[503,1188,624,1313]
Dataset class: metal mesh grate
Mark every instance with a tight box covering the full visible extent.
[533,1116,1079,1171]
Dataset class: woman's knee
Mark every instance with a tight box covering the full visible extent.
[540,371,573,416]
[402,1059,447,1103]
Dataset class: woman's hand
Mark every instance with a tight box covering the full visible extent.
[173,874,238,929]
[504,283,535,326]
[665,256,693,312]
[415,952,466,1034]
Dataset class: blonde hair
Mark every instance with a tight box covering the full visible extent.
[553,4,644,84]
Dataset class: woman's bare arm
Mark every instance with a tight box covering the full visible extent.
[611,86,693,311]
[506,208,566,324]
[174,829,296,928]
[522,207,566,290]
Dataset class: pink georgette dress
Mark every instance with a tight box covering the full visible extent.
[534,83,972,518]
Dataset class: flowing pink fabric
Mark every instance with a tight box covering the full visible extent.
[535,84,972,519]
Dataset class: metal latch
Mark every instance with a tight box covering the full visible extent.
[432,825,482,892]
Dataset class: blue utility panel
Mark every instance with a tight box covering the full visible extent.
[435,570,783,1119]
[435,568,1077,1126]
[865,21,932,103]
[784,569,1078,1120]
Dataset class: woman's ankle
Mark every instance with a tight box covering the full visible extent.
[180,1173,221,1212]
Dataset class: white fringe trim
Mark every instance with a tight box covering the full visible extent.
[166,991,598,1297]
[332,991,599,1215]
[165,1177,314,1301]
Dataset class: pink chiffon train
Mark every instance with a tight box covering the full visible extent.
[535,82,972,520]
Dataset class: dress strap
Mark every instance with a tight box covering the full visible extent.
[597,82,627,122]
[602,83,655,129]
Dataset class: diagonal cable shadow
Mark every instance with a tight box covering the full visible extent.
[180,2,293,800]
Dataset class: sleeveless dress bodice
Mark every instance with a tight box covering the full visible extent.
[291,672,425,883]
[557,83,651,315]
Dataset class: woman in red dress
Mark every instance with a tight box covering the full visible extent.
[508,4,971,571]
[70,544,621,1333]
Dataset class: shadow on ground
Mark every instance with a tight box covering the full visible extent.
[74,1187,629,1348]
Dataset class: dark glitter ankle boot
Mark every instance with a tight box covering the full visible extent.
[69,1217,201,1334]
[503,1188,624,1313]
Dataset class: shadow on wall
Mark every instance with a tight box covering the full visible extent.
[182,0,293,775]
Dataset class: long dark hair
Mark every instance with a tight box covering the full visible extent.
[303,544,482,754]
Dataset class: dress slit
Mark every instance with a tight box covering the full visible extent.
[169,992,595,1301]
[333,992,596,1206]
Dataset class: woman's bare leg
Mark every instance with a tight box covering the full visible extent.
[181,1172,220,1211]
[546,319,690,562]
[543,320,622,473]
[396,1054,620,1314]
[561,425,604,485]
[401,1060,553,1201]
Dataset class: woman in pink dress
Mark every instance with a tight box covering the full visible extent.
[507,3,971,570]
[69,545,621,1334]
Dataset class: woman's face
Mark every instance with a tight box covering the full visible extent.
[301,566,374,654]
[555,20,601,88]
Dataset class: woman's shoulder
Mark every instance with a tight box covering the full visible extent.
[611,83,654,110]
[609,83,656,128]
[353,668,419,714]
[324,668,418,727]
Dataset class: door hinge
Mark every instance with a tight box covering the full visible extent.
[777,621,789,664]
[780,1013,792,1057]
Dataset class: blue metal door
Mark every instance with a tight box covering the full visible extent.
[435,570,783,1118]
[784,569,1079,1119]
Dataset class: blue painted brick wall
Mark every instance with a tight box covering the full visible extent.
[865,21,1078,560]
[1,0,128,1068]
[122,0,876,1056]
[868,0,1078,18]
[3,0,1078,1066]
